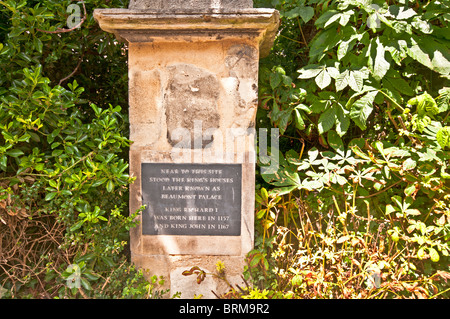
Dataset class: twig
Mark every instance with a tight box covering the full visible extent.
[58,55,83,86]
[279,34,304,45]
[78,287,89,299]
[296,17,309,47]
[387,110,400,131]
[99,259,127,295]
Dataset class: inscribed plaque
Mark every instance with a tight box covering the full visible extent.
[141,163,242,236]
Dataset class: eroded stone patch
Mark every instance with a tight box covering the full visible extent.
[164,64,220,148]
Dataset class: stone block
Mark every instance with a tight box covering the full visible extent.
[129,0,254,10]
[128,68,161,124]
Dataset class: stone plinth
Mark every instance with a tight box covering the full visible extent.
[94,6,279,298]
[129,0,254,10]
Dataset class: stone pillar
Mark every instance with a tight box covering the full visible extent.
[94,1,279,298]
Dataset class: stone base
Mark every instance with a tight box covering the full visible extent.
[133,254,247,298]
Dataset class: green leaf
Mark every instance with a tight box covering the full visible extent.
[327,130,344,151]
[417,247,426,260]
[347,70,365,92]
[402,158,417,171]
[52,149,64,157]
[315,68,332,89]
[17,133,31,142]
[294,109,306,130]
[270,72,282,89]
[106,180,114,192]
[285,6,315,23]
[309,28,341,62]
[80,278,92,291]
[298,65,339,90]
[61,190,73,196]
[406,36,450,75]
[336,69,365,92]
[70,220,84,232]
[298,64,322,79]
[6,149,24,157]
[436,127,450,149]
[0,155,7,170]
[91,178,108,187]
[315,10,339,28]
[100,256,116,268]
[318,107,336,135]
[390,6,417,20]
[436,87,449,113]
[261,187,268,203]
[335,71,349,92]
[386,204,397,215]
[384,77,414,96]
[407,92,439,117]
[335,105,350,137]
[349,90,378,130]
[429,247,440,263]
[404,183,417,197]
[369,38,390,81]
[45,192,58,201]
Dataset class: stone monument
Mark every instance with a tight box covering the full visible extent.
[94,0,279,298]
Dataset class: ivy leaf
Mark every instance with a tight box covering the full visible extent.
[349,90,378,130]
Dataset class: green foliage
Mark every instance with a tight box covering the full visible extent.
[0,0,170,299]
[251,0,450,299]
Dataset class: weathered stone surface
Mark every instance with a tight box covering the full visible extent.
[129,0,253,10]
[94,2,279,299]
[129,69,161,124]
[93,8,280,58]
[164,64,220,148]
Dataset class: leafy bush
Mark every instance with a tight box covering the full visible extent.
[246,0,450,299]
[0,0,172,298]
